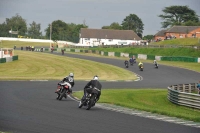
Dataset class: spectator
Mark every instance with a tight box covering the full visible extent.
[197,81,200,94]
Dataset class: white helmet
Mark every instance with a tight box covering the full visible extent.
[93,75,99,80]
[69,73,74,77]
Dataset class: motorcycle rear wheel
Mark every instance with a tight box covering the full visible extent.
[86,95,95,110]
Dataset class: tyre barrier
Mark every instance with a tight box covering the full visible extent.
[168,83,200,109]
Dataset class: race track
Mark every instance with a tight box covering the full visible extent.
[0,52,199,133]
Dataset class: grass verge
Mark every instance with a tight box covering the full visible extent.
[0,50,137,80]
[73,89,200,122]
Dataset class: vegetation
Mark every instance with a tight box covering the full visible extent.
[151,38,200,46]
[0,50,137,81]
[73,89,200,122]
[159,5,200,28]
[0,40,50,48]
[89,47,200,57]
[102,14,144,38]
[45,20,87,43]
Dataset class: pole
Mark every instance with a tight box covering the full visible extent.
[50,23,52,48]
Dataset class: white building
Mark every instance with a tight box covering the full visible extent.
[78,28,141,46]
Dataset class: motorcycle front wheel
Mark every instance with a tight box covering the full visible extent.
[78,100,83,108]
[58,89,67,101]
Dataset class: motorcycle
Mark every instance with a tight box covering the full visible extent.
[155,63,158,68]
[55,82,71,100]
[78,87,100,110]
[125,62,129,68]
[139,65,144,71]
[130,61,133,66]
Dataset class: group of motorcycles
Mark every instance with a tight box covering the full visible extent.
[125,59,159,71]
[55,82,98,110]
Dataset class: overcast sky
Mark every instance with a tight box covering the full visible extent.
[0,0,200,36]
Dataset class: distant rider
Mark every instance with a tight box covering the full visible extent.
[55,72,75,94]
[124,60,129,66]
[153,60,158,66]
[129,57,135,65]
[81,75,102,104]
[197,80,200,95]
[138,61,143,68]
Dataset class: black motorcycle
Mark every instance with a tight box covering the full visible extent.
[78,87,100,110]
[55,82,71,100]
[139,64,144,71]
[155,63,158,68]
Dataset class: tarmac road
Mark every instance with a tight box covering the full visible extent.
[0,52,199,133]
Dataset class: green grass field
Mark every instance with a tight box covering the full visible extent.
[73,89,200,122]
[0,40,51,48]
[151,38,200,46]
[0,50,137,81]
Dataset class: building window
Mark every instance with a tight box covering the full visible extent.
[108,39,113,42]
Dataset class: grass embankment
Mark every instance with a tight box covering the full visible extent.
[151,38,200,46]
[1,40,51,48]
[73,89,200,122]
[89,47,200,57]
[0,50,136,80]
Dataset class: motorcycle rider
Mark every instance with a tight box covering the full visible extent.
[153,60,158,66]
[124,60,129,67]
[55,72,75,96]
[129,57,133,65]
[81,75,102,104]
[138,61,143,68]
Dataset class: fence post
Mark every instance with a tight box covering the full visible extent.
[188,84,191,93]
[183,84,185,92]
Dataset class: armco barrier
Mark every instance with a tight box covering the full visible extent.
[120,53,129,57]
[0,58,6,63]
[104,52,108,56]
[147,55,155,60]
[155,56,162,61]
[108,52,115,57]
[44,48,200,63]
[168,83,200,109]
[138,54,147,60]
[114,52,120,57]
[161,56,198,62]
[6,57,12,62]
[12,55,18,61]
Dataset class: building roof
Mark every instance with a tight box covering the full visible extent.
[154,30,167,37]
[166,26,200,33]
[80,28,141,40]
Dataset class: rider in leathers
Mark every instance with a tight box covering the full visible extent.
[81,75,102,103]
[56,73,75,94]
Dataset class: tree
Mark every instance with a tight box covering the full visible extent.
[143,35,154,41]
[27,21,42,38]
[121,14,144,38]
[6,13,27,36]
[182,20,200,26]
[102,22,122,30]
[45,20,68,42]
[159,6,199,28]
[45,20,87,43]
[0,14,27,37]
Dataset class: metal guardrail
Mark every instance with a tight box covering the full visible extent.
[168,83,200,109]
[65,45,200,50]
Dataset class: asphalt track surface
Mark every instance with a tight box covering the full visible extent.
[0,52,200,133]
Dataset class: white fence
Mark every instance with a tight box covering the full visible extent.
[168,83,200,109]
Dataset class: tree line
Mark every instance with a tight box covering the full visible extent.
[0,5,199,42]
